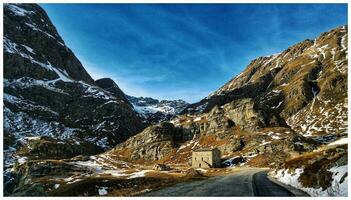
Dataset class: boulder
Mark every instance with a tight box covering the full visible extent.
[153,164,171,171]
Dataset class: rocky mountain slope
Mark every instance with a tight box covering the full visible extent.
[3,3,145,195]
[127,95,189,124]
[111,25,347,170]
[182,26,347,138]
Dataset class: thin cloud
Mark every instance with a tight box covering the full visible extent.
[43,4,347,103]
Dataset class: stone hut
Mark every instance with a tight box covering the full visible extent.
[191,148,221,168]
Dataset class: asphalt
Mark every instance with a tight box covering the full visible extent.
[143,168,306,197]
[252,170,294,196]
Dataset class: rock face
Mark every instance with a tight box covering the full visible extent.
[111,122,193,161]
[3,3,145,195]
[127,95,189,124]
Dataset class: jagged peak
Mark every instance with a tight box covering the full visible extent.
[4,3,95,84]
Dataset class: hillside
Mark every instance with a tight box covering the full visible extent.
[182,26,347,139]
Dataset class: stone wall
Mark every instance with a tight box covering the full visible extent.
[191,149,221,168]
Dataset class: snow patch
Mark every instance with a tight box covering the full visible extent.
[5,4,34,16]
[25,22,56,39]
[127,170,153,179]
[196,168,208,173]
[4,106,77,141]
[4,37,35,61]
[25,136,41,141]
[340,33,347,51]
[193,117,202,122]
[21,44,35,54]
[222,156,243,167]
[84,137,109,149]
[272,166,348,196]
[133,104,174,115]
[80,82,115,100]
[17,156,28,165]
[4,78,68,95]
[328,138,348,146]
[4,93,59,116]
[98,187,108,196]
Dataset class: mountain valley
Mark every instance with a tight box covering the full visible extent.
[2,3,348,197]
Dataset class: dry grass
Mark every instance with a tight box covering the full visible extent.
[198,135,229,147]
[46,175,187,196]
[284,144,347,168]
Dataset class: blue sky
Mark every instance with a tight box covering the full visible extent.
[41,4,347,103]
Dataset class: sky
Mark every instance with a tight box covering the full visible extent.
[41,4,347,103]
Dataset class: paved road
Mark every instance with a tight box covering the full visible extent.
[144,168,298,196]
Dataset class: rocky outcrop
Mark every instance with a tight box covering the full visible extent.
[111,122,192,161]
[95,78,131,105]
[17,136,99,160]
[8,160,92,196]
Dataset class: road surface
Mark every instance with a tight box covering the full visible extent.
[144,168,306,196]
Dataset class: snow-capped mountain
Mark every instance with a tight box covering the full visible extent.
[92,78,189,124]
[3,4,146,194]
[127,95,189,124]
[4,3,144,148]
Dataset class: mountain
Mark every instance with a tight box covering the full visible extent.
[95,78,132,106]
[3,3,145,195]
[126,95,189,124]
[94,78,189,124]
[109,25,347,194]
[182,26,347,139]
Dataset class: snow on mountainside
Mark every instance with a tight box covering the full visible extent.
[127,95,189,124]
[269,141,348,197]
[4,3,143,148]
[93,78,189,124]
[3,4,145,195]
[4,3,94,83]
[272,165,347,196]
